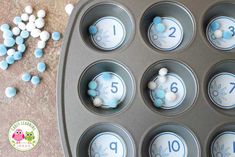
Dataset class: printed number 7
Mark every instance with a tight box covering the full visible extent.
[229,82,235,94]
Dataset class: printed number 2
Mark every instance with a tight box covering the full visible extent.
[169,27,176,38]
[168,140,180,152]
[111,82,119,93]
[230,82,235,94]
[229,26,235,36]
[171,82,178,93]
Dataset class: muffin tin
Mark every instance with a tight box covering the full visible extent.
[57,0,235,156]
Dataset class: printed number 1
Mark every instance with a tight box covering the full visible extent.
[229,82,235,94]
[113,25,116,36]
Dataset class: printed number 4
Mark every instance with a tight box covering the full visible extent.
[169,27,176,38]
[229,82,235,94]
[111,82,119,93]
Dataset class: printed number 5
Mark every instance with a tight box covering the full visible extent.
[111,82,119,93]
[229,26,235,36]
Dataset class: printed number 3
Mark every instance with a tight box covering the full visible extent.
[229,26,235,36]
[111,82,119,93]
[169,27,176,38]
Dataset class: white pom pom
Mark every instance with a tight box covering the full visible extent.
[18,22,26,30]
[65,4,74,15]
[12,27,21,36]
[37,10,46,18]
[93,97,103,107]
[25,5,33,14]
[165,92,177,102]
[35,18,45,29]
[26,22,36,32]
[148,81,157,90]
[7,49,16,56]
[159,68,168,76]
[31,29,41,38]
[214,30,223,39]
[158,76,167,83]
[29,15,36,22]
[37,40,46,49]
[40,31,50,41]
[21,13,29,22]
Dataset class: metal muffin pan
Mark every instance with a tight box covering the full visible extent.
[57,0,235,156]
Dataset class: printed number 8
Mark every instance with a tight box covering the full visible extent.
[171,82,178,93]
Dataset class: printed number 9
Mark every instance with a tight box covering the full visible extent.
[229,26,235,36]
[111,82,119,93]
[171,82,178,93]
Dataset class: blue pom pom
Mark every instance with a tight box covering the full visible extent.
[37,62,46,73]
[22,73,31,82]
[4,37,15,47]
[106,99,118,108]
[18,44,26,52]
[89,25,98,35]
[16,36,24,45]
[154,98,164,108]
[155,89,165,99]
[223,31,233,40]
[0,44,7,56]
[34,48,44,58]
[20,30,30,39]
[0,60,9,70]
[5,87,17,98]
[31,76,41,85]
[155,23,166,33]
[211,21,220,31]
[13,51,23,61]
[153,16,162,25]
[3,29,13,39]
[102,72,112,81]
[88,81,98,90]
[6,55,15,65]
[88,90,98,97]
[52,32,61,41]
[13,16,22,25]
[0,24,10,32]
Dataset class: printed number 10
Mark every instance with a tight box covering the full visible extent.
[168,140,180,152]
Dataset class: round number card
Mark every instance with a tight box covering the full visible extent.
[150,73,186,109]
[207,16,235,50]
[88,72,126,109]
[89,16,126,51]
[89,132,127,157]
[148,16,184,51]
[211,131,235,157]
[208,72,235,109]
[149,132,188,157]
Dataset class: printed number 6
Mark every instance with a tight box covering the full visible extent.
[171,82,178,93]
[111,82,119,93]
